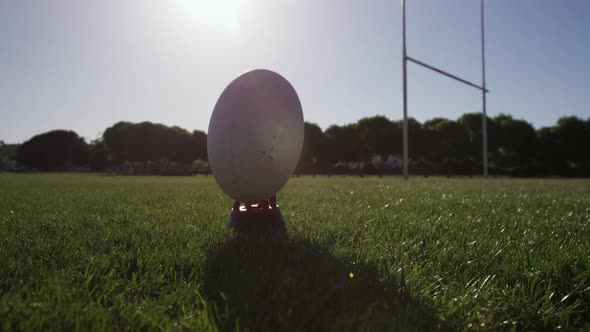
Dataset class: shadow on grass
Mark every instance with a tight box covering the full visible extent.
[203,232,444,331]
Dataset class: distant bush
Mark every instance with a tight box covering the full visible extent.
[16,130,88,171]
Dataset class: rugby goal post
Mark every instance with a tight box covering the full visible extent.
[401,0,489,180]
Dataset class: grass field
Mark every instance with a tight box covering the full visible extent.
[0,174,589,331]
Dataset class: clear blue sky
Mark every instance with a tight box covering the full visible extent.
[1,0,589,143]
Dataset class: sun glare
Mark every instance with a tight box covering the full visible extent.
[179,0,244,32]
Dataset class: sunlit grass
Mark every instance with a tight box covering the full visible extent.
[0,174,589,330]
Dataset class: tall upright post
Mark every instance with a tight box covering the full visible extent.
[481,0,488,176]
[402,0,409,181]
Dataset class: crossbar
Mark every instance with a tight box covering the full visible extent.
[406,56,489,93]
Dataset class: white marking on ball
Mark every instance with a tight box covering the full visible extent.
[207,69,304,203]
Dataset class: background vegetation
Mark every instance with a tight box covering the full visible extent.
[4,113,590,176]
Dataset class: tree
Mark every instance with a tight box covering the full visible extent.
[296,122,328,173]
[162,126,194,164]
[537,116,590,176]
[191,130,208,161]
[356,116,397,160]
[102,121,208,165]
[102,121,133,163]
[492,114,538,173]
[457,113,495,172]
[553,116,590,164]
[422,118,470,173]
[88,140,109,171]
[394,117,427,161]
[17,130,88,170]
[324,124,365,163]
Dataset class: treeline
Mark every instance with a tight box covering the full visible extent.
[7,113,590,176]
[13,122,207,173]
[297,113,590,176]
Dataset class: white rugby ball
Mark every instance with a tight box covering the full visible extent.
[207,69,304,203]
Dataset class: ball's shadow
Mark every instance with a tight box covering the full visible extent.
[203,232,444,331]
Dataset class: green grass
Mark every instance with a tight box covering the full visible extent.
[0,174,589,331]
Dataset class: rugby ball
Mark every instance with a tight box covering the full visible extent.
[207,69,304,203]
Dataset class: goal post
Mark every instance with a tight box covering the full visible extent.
[401,0,489,180]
